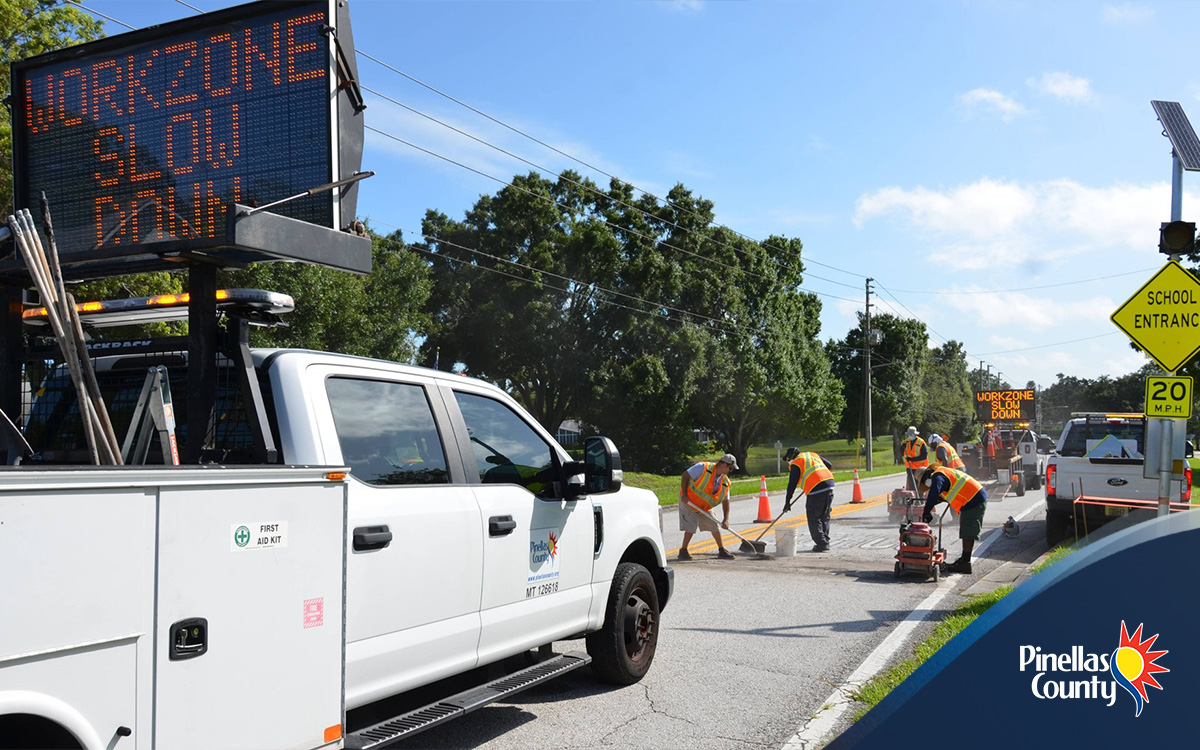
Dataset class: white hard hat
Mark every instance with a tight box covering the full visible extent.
[928,434,942,445]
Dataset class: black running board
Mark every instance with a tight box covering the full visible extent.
[344,651,592,748]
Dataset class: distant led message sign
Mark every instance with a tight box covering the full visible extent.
[975,389,1036,422]
[11,1,336,260]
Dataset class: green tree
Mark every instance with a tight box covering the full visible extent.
[221,228,430,360]
[685,227,844,474]
[919,340,975,443]
[829,312,929,462]
[2,0,104,215]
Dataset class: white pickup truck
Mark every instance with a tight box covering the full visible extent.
[1,293,673,749]
[1044,412,1192,545]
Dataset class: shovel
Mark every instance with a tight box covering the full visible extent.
[740,504,789,553]
[692,504,769,558]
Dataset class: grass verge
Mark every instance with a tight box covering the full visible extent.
[847,586,1013,720]
[847,540,1079,722]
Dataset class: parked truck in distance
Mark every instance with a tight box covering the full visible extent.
[2,291,673,749]
[1044,413,1192,545]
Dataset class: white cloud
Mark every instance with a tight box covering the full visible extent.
[958,88,1028,122]
[1027,72,1095,103]
[854,177,1186,270]
[1102,3,1155,25]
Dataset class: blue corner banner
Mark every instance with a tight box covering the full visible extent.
[828,511,1200,748]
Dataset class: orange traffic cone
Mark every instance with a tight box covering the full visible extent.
[851,468,865,503]
[755,475,772,522]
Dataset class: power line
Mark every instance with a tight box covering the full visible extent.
[888,267,1158,295]
[976,332,1122,355]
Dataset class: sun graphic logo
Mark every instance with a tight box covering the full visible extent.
[548,531,559,561]
[1110,621,1169,717]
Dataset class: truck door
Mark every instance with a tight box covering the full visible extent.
[447,388,594,666]
[315,371,484,708]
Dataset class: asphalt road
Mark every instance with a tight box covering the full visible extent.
[394,472,1050,750]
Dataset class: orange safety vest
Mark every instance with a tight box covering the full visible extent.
[903,437,929,469]
[931,466,984,511]
[789,452,834,495]
[685,462,730,511]
[935,442,966,470]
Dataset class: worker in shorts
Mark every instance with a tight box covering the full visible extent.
[902,426,929,491]
[919,465,988,574]
[677,454,738,561]
[782,447,836,552]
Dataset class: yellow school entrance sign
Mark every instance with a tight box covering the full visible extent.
[1110,260,1200,372]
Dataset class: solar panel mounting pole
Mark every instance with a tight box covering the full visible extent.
[1149,101,1200,517]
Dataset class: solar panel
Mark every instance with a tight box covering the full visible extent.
[1152,100,1200,171]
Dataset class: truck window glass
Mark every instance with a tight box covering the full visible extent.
[326,377,450,486]
[1059,421,1144,457]
[24,363,254,464]
[453,391,555,498]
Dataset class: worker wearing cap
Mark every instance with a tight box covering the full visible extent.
[783,447,836,552]
[919,465,987,574]
[902,426,928,491]
[930,434,966,470]
[678,454,739,561]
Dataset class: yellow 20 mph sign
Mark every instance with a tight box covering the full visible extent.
[1145,376,1193,419]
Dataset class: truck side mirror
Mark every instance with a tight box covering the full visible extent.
[583,435,623,495]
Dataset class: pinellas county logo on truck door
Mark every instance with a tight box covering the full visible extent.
[525,529,561,599]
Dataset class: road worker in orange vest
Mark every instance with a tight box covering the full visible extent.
[677,454,738,561]
[919,465,989,574]
[783,447,836,552]
[929,434,966,470]
[902,426,929,491]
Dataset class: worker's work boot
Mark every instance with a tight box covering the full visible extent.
[946,559,973,574]
[676,549,692,561]
[717,549,736,560]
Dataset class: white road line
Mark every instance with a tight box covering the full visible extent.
[781,499,1047,749]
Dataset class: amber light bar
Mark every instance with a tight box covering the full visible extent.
[22,289,294,328]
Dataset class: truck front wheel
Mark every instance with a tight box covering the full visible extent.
[587,562,660,685]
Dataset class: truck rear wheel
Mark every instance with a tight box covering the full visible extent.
[586,562,659,685]
[1046,509,1070,546]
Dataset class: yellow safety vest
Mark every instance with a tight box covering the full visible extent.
[935,442,966,470]
[903,437,929,469]
[931,466,984,511]
[685,462,730,511]
[789,452,834,495]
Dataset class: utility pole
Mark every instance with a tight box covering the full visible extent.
[864,278,874,472]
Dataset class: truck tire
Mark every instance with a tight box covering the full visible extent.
[1028,472,1041,490]
[1046,509,1070,546]
[586,562,660,685]
[1015,477,1026,497]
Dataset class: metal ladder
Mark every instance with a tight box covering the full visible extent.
[120,366,180,465]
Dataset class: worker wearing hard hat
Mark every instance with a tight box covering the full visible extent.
[902,426,929,491]
[782,447,836,552]
[677,454,739,561]
[929,434,966,470]
[919,465,988,574]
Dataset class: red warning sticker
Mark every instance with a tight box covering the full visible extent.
[303,597,324,628]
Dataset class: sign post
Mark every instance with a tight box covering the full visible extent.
[1110,263,1200,516]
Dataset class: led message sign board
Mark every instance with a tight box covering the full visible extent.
[9,0,366,276]
[974,389,1036,422]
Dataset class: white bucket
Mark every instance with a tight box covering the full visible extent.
[775,527,797,557]
[997,468,1011,485]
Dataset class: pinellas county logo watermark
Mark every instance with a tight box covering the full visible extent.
[1018,621,1169,716]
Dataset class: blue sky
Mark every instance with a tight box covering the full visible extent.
[74,0,1200,389]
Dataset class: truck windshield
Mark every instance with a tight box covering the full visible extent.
[1058,421,1144,458]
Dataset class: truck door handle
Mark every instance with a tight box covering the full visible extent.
[489,515,517,537]
[353,525,392,551]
